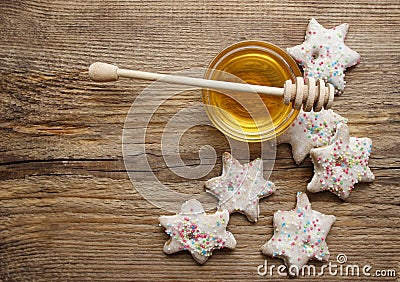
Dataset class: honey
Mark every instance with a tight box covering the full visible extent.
[202,41,302,142]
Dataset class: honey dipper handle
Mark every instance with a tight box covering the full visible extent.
[88,62,334,111]
[89,62,284,97]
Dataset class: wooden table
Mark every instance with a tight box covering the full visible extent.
[1,0,399,281]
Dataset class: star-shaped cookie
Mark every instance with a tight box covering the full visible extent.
[159,199,236,264]
[287,18,360,94]
[277,109,348,164]
[261,192,336,276]
[308,122,374,199]
[205,152,275,222]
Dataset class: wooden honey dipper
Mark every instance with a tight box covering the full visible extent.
[89,62,335,112]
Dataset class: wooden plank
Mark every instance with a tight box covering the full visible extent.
[0,0,399,280]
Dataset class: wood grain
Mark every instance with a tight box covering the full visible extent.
[0,0,399,281]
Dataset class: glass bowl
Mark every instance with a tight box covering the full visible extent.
[202,40,302,142]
